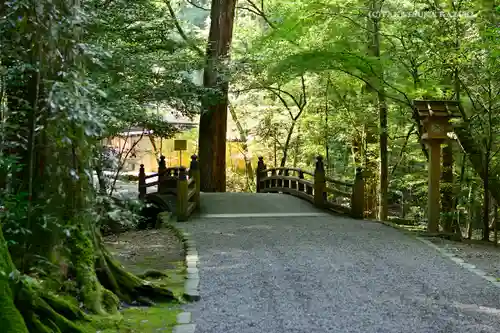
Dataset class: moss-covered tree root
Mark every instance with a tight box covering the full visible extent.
[2,223,175,332]
[70,226,174,313]
[16,286,88,333]
[96,248,175,306]
[1,227,88,333]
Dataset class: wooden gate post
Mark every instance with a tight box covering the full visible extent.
[351,167,365,219]
[158,155,166,194]
[177,167,188,221]
[189,154,201,209]
[256,156,266,193]
[138,164,146,200]
[314,156,326,208]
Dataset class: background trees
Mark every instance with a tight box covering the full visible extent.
[0,0,202,331]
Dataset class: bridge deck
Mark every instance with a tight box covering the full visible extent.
[198,192,321,216]
[178,193,500,333]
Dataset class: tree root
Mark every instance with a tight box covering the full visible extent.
[136,269,169,280]
[95,248,175,306]
[14,283,89,333]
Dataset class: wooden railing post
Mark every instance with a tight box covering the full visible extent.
[256,156,266,192]
[138,164,146,200]
[177,167,188,221]
[314,156,326,208]
[271,169,277,188]
[284,169,290,191]
[189,154,201,209]
[351,167,365,219]
[158,155,166,194]
[298,171,305,192]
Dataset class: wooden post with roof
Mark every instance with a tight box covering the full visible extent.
[414,100,460,233]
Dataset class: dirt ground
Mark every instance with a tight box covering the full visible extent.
[427,237,500,280]
[104,227,185,276]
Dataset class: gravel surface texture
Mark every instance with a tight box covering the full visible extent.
[180,193,500,333]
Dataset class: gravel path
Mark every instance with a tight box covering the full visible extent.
[180,193,500,333]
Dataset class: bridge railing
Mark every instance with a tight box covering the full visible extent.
[138,155,200,221]
[256,156,364,218]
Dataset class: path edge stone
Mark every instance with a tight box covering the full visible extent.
[159,219,199,333]
[416,237,500,289]
[365,217,500,289]
[160,220,201,302]
[172,312,196,333]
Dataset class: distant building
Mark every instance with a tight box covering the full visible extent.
[104,108,250,173]
[104,110,198,173]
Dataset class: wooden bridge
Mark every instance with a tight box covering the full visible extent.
[138,154,365,221]
[138,155,200,221]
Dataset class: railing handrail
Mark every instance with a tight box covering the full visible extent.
[144,166,191,179]
[255,156,364,219]
[140,172,193,189]
[262,166,354,187]
[262,166,315,177]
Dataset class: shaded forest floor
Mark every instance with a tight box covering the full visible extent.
[104,228,185,275]
[82,227,186,333]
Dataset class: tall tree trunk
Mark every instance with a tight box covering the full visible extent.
[324,79,330,170]
[467,183,474,239]
[494,201,498,246]
[279,121,296,168]
[368,1,388,221]
[198,0,237,192]
[441,143,454,233]
[293,123,301,169]
[483,150,490,241]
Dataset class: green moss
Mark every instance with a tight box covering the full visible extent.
[102,288,120,314]
[68,227,107,314]
[142,261,186,300]
[0,227,29,333]
[81,305,180,333]
[41,292,87,321]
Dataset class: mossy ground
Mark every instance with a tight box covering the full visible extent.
[82,305,180,333]
[80,226,186,332]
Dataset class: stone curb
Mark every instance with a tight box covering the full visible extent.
[157,216,200,333]
[172,225,199,333]
[417,237,500,289]
[363,217,418,233]
[173,312,196,333]
[169,224,201,302]
[365,217,500,288]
